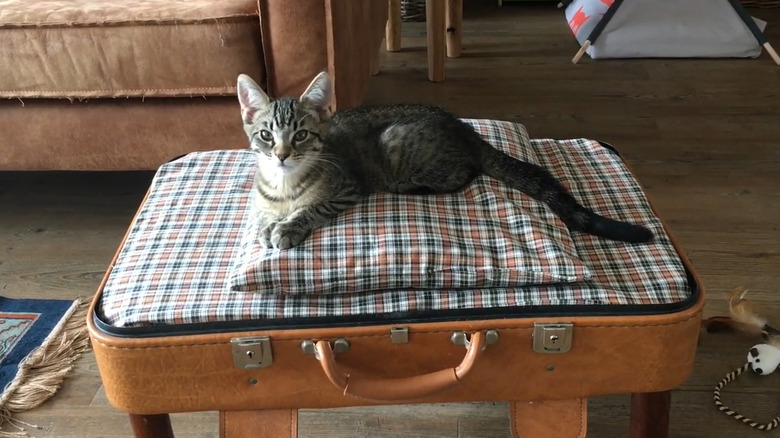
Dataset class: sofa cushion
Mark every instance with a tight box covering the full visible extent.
[0,0,265,98]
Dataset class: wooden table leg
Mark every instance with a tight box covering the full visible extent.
[446,0,463,58]
[629,391,671,438]
[386,0,402,52]
[129,414,174,438]
[425,0,446,82]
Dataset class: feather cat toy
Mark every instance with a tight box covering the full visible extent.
[704,287,780,431]
[704,287,780,374]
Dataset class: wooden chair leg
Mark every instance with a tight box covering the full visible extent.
[425,0,446,81]
[629,391,671,438]
[129,414,174,438]
[446,0,463,58]
[386,0,402,52]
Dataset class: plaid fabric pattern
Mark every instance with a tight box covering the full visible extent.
[229,122,591,295]
[98,119,690,328]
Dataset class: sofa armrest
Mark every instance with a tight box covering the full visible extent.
[258,0,386,110]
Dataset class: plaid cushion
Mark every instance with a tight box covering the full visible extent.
[228,122,591,295]
[98,119,690,328]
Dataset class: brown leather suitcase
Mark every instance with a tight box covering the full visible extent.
[87,119,703,438]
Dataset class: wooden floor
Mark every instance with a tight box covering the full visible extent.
[1,2,779,437]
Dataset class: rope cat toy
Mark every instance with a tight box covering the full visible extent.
[704,287,780,431]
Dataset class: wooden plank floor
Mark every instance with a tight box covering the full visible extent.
[1,2,779,437]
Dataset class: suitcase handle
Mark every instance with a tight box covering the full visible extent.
[313,331,486,402]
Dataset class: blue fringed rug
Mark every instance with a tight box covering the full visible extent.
[0,297,90,437]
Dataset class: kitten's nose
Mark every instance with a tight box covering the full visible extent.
[275,151,290,162]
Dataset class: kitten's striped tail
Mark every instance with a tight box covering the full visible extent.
[478,141,654,244]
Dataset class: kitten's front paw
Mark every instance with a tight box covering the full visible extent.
[259,221,278,248]
[271,222,309,249]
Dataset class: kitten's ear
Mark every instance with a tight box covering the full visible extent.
[300,71,332,119]
[237,74,270,124]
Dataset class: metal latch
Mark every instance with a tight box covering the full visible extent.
[390,327,409,344]
[301,338,350,356]
[532,323,573,354]
[231,336,273,369]
[451,330,499,349]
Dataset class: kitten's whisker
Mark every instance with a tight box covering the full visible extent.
[309,155,344,173]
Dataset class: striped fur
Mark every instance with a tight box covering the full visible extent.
[237,72,653,249]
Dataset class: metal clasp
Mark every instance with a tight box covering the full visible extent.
[451,330,499,350]
[532,323,574,354]
[390,327,409,344]
[301,338,350,356]
[231,336,273,369]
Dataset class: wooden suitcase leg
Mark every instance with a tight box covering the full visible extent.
[129,414,174,438]
[629,391,671,438]
[220,410,298,438]
[510,399,587,438]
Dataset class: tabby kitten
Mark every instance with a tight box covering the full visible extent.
[237,72,653,249]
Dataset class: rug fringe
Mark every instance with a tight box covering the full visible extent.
[0,298,92,437]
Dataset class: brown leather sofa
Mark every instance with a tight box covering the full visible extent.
[0,0,387,170]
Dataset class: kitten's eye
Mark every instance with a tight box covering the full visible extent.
[258,130,273,142]
[293,130,309,142]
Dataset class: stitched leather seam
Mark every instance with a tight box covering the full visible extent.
[512,402,520,437]
[578,397,585,438]
[0,16,254,29]
[3,87,236,94]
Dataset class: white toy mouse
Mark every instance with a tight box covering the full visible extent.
[747,343,780,376]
